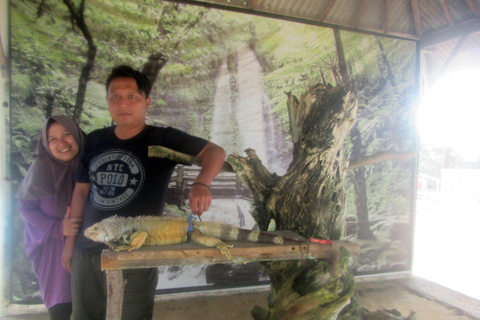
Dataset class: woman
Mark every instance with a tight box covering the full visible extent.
[16,115,86,320]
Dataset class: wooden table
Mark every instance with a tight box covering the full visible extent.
[101,237,360,319]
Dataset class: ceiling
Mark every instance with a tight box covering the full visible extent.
[167,0,480,47]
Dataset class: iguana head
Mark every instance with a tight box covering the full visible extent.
[84,222,109,243]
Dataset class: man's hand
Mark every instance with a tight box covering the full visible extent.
[189,183,212,216]
[189,142,226,216]
[62,207,82,236]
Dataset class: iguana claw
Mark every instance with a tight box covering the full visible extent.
[216,243,237,263]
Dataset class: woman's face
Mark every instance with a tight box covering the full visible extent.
[47,122,79,162]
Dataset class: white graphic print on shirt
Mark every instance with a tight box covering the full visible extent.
[89,150,145,210]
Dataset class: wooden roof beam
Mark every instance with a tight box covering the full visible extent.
[411,0,423,37]
[383,0,391,34]
[440,0,454,26]
[420,18,480,48]
[355,0,367,29]
[439,35,468,74]
[465,0,480,18]
[319,0,336,22]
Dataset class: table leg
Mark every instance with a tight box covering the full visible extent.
[106,269,125,320]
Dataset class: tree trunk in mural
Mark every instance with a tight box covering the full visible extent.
[62,0,97,124]
[334,29,349,86]
[227,84,358,319]
[376,38,397,88]
[349,124,377,240]
[141,52,168,92]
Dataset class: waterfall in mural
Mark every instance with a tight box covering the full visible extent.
[236,45,269,161]
[157,45,287,293]
[210,58,238,152]
[211,45,286,174]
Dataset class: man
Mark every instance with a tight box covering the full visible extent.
[62,65,226,319]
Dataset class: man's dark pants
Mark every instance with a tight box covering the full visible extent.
[71,249,158,320]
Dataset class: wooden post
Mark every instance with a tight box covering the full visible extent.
[106,270,125,320]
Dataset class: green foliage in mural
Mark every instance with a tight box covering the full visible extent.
[9,0,416,302]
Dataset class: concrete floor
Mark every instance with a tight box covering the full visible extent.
[356,276,480,320]
[2,276,480,320]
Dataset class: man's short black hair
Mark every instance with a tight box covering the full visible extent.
[106,65,151,98]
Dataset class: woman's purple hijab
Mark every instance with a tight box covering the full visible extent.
[16,115,86,218]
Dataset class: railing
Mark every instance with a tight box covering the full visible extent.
[416,173,441,194]
[166,165,252,206]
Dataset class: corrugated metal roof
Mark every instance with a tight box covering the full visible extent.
[164,0,480,93]
[168,0,480,44]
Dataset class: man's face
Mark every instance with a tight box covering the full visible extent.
[107,77,151,129]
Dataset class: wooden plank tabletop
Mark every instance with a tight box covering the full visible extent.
[101,238,360,271]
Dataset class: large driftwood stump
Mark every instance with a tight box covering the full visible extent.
[228,84,359,319]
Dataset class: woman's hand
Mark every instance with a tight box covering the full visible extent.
[62,237,75,272]
[62,207,82,236]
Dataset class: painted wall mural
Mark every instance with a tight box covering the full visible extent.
[9,0,416,302]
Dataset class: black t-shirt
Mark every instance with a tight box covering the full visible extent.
[74,125,208,253]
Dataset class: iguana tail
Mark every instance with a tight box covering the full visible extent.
[193,221,283,244]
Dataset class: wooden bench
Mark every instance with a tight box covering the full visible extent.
[101,236,360,319]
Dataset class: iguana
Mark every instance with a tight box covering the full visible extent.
[84,215,284,261]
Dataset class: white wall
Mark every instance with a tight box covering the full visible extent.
[0,0,10,314]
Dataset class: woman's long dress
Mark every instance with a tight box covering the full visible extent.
[18,197,72,309]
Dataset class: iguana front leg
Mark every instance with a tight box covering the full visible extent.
[105,239,126,251]
[190,229,237,263]
[111,231,149,252]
